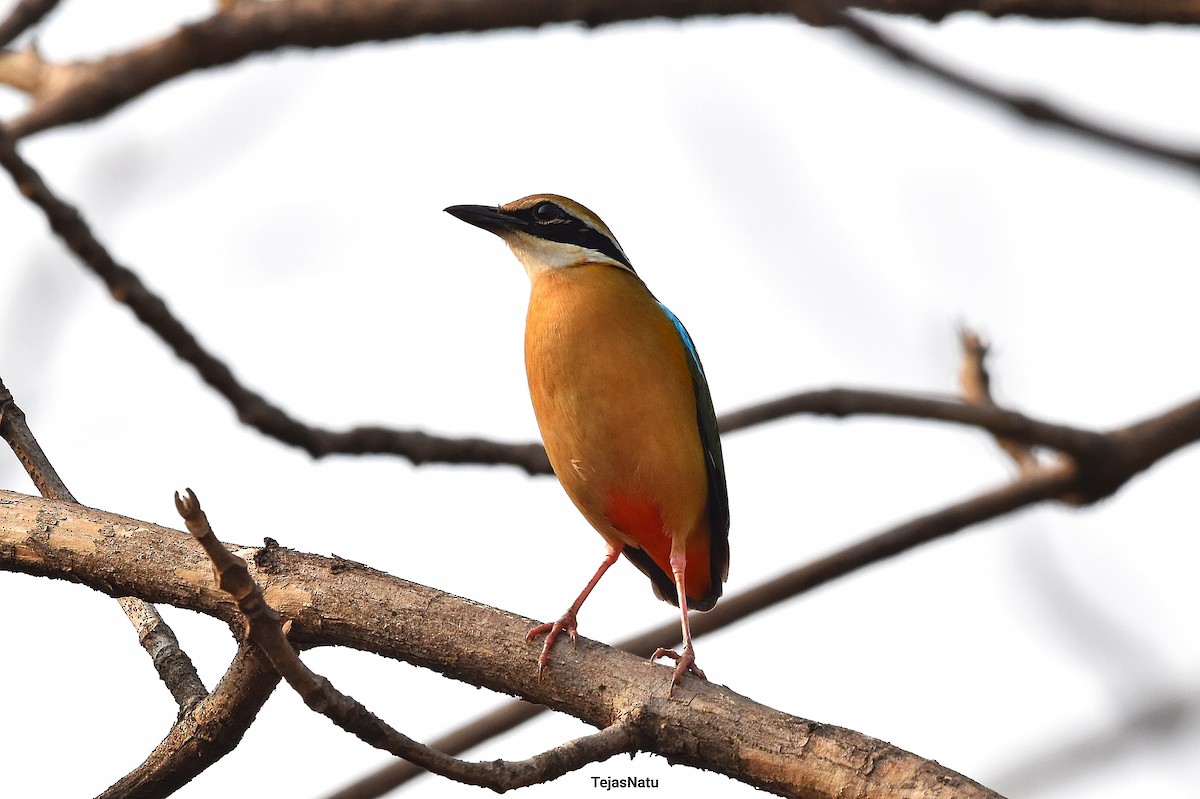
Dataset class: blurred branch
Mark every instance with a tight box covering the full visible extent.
[988,683,1200,795]
[0,0,811,138]
[852,0,1200,24]
[819,2,1200,174]
[0,125,552,475]
[720,386,1108,457]
[0,0,59,49]
[0,123,1133,479]
[0,0,1195,180]
[1,488,1003,799]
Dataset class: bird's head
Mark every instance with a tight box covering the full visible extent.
[445,194,635,278]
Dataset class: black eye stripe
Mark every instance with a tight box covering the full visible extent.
[511,205,634,271]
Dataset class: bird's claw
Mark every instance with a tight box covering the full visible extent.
[652,646,707,689]
[527,612,579,680]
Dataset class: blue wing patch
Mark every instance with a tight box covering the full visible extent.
[656,301,730,606]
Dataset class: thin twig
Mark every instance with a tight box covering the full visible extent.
[820,2,1200,173]
[175,487,638,792]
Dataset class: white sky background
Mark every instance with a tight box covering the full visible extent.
[2,3,1200,797]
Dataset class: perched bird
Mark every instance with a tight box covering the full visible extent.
[445,194,729,688]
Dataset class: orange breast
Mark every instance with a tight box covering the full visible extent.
[524,265,716,605]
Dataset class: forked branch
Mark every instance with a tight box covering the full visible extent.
[178,485,638,792]
[2,488,1004,798]
[192,503,641,789]
[0,374,281,799]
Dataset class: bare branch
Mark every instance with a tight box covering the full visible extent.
[0,125,552,474]
[820,2,1200,174]
[720,386,1110,458]
[3,488,1005,798]
[0,0,809,138]
[852,0,1200,25]
[114,597,209,712]
[176,486,637,791]
[1,0,1196,179]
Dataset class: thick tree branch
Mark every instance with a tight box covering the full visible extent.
[327,461,1078,797]
[327,387,1200,797]
[8,381,1197,795]
[1,488,1004,798]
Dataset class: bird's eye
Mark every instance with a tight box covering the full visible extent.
[532,202,563,223]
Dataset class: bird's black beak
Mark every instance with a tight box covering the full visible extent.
[444,204,522,234]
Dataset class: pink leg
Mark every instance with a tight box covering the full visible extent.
[652,551,707,690]
[526,546,621,679]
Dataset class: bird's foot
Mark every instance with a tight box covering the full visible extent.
[526,612,579,680]
[652,645,707,690]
